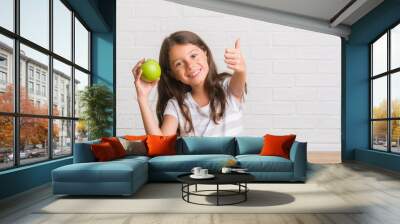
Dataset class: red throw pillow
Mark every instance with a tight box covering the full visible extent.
[146,135,177,157]
[101,137,127,158]
[260,134,296,159]
[91,142,117,161]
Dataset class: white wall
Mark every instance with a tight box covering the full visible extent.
[116,0,341,152]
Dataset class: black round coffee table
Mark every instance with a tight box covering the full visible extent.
[177,172,255,206]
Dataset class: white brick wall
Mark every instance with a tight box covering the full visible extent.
[116,0,341,151]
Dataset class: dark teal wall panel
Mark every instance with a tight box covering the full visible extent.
[355,149,400,172]
[92,32,113,87]
[343,44,369,160]
[92,32,115,135]
[65,0,109,32]
[349,0,400,45]
[91,0,115,135]
[344,0,400,172]
[0,158,72,199]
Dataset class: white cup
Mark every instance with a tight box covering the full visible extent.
[200,169,208,176]
[191,167,202,176]
[221,167,232,174]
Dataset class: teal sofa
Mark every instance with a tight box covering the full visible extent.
[52,136,307,196]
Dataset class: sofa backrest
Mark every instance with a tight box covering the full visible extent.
[73,139,100,163]
[177,137,236,155]
[235,136,263,155]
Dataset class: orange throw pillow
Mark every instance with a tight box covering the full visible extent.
[124,135,147,141]
[146,135,177,157]
[91,142,117,161]
[260,134,296,159]
[101,137,127,158]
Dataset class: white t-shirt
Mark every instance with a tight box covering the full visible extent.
[163,77,244,137]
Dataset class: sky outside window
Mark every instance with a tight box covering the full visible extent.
[20,0,49,49]
[391,24,400,70]
[372,33,387,76]
[54,0,72,60]
[0,0,14,31]
[74,18,89,70]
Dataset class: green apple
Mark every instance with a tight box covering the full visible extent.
[140,59,161,82]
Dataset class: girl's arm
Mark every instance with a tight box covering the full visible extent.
[132,59,178,135]
[137,98,178,135]
[224,39,247,101]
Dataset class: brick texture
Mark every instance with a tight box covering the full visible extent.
[116,0,341,151]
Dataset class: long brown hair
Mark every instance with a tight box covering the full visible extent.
[156,31,231,134]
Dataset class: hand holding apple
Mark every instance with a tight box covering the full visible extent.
[141,59,161,82]
[132,58,160,100]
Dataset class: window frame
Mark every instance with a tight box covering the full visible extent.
[370,21,400,154]
[0,0,92,171]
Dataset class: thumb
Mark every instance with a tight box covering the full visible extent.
[235,39,241,49]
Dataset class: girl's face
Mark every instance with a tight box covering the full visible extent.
[169,43,209,88]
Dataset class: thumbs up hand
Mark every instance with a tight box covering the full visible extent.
[224,39,246,74]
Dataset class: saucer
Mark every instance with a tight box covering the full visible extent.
[190,174,215,179]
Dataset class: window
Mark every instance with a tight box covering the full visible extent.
[0,0,91,170]
[371,23,400,154]
[74,69,89,118]
[35,83,40,95]
[0,54,7,67]
[20,0,49,49]
[28,67,34,80]
[0,71,6,85]
[75,18,89,70]
[28,81,34,94]
[0,54,7,88]
[53,59,71,117]
[0,35,13,113]
[0,0,14,32]
[53,0,72,60]
[35,70,41,81]
[42,85,46,97]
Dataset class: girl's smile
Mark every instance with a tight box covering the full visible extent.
[169,43,209,87]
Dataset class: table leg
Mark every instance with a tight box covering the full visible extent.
[245,183,247,201]
[188,184,190,202]
[195,184,197,192]
[217,184,219,206]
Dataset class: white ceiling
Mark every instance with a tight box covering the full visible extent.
[165,0,384,38]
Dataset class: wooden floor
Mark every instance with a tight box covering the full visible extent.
[308,151,341,164]
[1,152,400,224]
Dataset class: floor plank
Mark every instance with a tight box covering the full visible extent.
[1,161,400,224]
[308,151,341,164]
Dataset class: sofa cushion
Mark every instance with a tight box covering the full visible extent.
[179,137,236,155]
[52,158,147,183]
[115,155,150,164]
[101,137,127,158]
[146,135,177,157]
[118,138,147,156]
[148,154,235,172]
[124,135,147,141]
[260,134,296,159]
[235,137,263,155]
[91,142,118,161]
[236,155,293,172]
[74,140,100,163]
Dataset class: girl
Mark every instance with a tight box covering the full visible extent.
[132,31,247,136]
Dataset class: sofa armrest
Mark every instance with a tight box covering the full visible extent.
[73,140,100,163]
[289,141,307,181]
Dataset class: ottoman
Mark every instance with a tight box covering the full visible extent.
[52,157,148,196]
